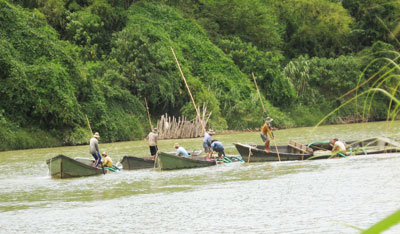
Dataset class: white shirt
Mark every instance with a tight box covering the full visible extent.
[148,132,158,146]
[333,141,346,152]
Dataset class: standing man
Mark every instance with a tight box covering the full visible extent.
[203,129,215,160]
[148,128,158,158]
[89,132,101,167]
[260,117,274,153]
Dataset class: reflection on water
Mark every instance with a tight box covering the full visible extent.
[0,121,400,233]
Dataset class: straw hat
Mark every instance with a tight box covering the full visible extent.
[93,132,100,138]
[102,151,107,156]
[174,143,179,148]
[208,129,215,135]
[265,117,273,123]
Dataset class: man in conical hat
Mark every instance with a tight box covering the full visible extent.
[260,117,274,153]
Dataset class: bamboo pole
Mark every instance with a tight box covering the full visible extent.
[252,72,267,113]
[171,47,206,134]
[144,97,153,131]
[251,73,281,161]
[85,114,93,136]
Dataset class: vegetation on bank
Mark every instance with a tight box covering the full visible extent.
[0,0,399,151]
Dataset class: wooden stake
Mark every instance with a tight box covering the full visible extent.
[252,73,280,161]
[144,97,153,131]
[171,47,206,134]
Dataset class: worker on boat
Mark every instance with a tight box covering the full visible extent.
[260,117,274,153]
[330,138,347,157]
[174,143,189,157]
[211,140,226,158]
[203,129,215,160]
[89,132,101,167]
[102,151,113,168]
[101,152,121,172]
[148,128,158,158]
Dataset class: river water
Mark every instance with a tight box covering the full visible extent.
[0,121,399,233]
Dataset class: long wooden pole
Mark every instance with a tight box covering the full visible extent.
[252,72,267,113]
[171,47,206,133]
[85,114,93,136]
[144,97,154,131]
[251,73,280,161]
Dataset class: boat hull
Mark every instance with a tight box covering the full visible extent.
[233,143,314,162]
[46,155,104,178]
[157,152,216,170]
[120,156,155,170]
[234,137,400,162]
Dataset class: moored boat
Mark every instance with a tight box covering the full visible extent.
[156,152,217,170]
[120,155,155,170]
[46,154,105,178]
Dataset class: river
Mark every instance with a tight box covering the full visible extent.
[0,121,399,233]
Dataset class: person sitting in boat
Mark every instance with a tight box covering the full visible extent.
[203,129,215,160]
[330,138,347,157]
[102,151,113,168]
[89,132,101,167]
[260,117,274,153]
[174,143,189,157]
[211,140,226,158]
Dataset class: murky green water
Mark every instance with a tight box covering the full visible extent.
[1,121,400,233]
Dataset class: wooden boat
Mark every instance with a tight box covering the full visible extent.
[234,137,400,162]
[120,150,202,170]
[46,154,105,178]
[309,137,400,156]
[120,156,155,170]
[233,143,315,162]
[156,152,217,170]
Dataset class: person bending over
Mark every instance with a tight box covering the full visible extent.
[211,140,226,158]
[174,143,189,157]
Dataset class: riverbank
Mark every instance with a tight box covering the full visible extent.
[2,120,399,153]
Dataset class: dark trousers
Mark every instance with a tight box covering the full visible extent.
[150,146,158,156]
[92,152,102,166]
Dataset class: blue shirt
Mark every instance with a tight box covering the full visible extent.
[176,147,189,157]
[211,141,224,151]
[203,132,212,148]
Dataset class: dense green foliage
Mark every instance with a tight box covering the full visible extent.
[0,0,399,150]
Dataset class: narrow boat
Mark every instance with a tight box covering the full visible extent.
[156,152,217,170]
[120,150,202,170]
[234,137,400,162]
[120,156,155,170]
[46,154,105,178]
[233,143,314,162]
[308,137,400,153]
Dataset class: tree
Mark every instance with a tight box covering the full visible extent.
[277,0,354,58]
[342,0,400,51]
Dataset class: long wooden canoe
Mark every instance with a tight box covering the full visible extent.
[156,152,217,170]
[120,156,155,170]
[234,137,400,162]
[308,137,400,154]
[233,143,315,162]
[46,154,105,178]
